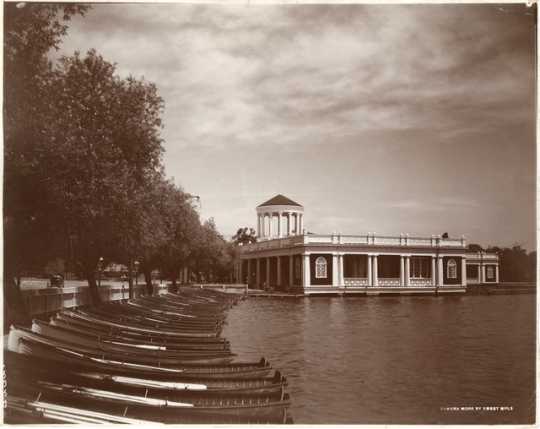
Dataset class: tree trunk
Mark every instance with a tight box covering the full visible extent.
[128,266,134,300]
[86,270,101,305]
[171,276,177,293]
[144,268,153,296]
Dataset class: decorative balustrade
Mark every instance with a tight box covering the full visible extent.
[466,252,499,262]
[239,232,467,253]
[409,278,433,287]
[377,278,401,287]
[344,277,369,287]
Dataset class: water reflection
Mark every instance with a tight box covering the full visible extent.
[223,295,535,424]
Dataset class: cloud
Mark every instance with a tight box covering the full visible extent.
[49,4,536,249]
[55,4,534,152]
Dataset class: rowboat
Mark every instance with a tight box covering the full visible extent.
[49,317,231,350]
[32,320,233,357]
[5,287,293,424]
[9,337,274,379]
[89,306,223,329]
[5,396,162,424]
[6,352,286,395]
[21,380,291,423]
[59,311,220,338]
[10,326,236,366]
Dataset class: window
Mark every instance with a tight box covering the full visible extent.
[411,257,430,278]
[466,264,479,279]
[447,259,457,279]
[315,256,327,279]
[486,266,495,280]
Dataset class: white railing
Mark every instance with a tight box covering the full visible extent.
[377,278,401,287]
[409,278,433,287]
[344,277,369,286]
[239,232,467,253]
[466,252,499,262]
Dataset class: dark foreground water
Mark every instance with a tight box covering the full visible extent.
[222,294,536,424]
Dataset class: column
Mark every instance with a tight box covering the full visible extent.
[461,257,467,287]
[278,212,282,238]
[367,255,373,286]
[299,214,303,234]
[294,213,299,235]
[303,254,311,287]
[256,258,261,288]
[372,255,378,287]
[332,254,339,287]
[437,257,444,286]
[289,255,294,287]
[238,261,243,284]
[405,256,410,287]
[338,254,344,287]
[257,215,261,237]
[287,213,292,236]
[431,257,436,286]
[268,214,273,238]
[277,256,282,287]
[495,265,499,283]
[247,259,251,286]
[266,257,271,288]
[400,256,405,286]
[481,263,486,283]
[478,263,482,283]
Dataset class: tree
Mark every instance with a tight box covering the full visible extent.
[151,182,201,289]
[4,3,89,323]
[498,245,534,282]
[32,50,164,303]
[232,227,257,245]
[467,243,484,252]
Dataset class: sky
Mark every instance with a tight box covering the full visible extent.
[54,3,536,250]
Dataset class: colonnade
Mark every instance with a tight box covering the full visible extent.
[237,255,298,289]
[237,253,469,288]
[256,211,303,239]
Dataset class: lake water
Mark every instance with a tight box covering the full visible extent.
[222,294,536,424]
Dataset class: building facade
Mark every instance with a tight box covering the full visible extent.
[236,195,500,295]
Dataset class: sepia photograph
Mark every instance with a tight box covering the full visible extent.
[3,1,537,425]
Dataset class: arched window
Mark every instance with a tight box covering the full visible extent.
[447,259,457,279]
[315,256,327,279]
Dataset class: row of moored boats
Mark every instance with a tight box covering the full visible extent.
[5,288,292,423]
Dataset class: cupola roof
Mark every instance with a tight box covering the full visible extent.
[257,194,302,207]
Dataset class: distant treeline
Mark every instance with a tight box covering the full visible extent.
[468,244,536,283]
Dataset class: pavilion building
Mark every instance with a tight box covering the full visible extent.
[236,194,499,295]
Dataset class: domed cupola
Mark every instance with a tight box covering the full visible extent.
[256,194,304,239]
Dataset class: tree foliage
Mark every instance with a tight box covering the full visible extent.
[232,227,257,245]
[4,4,236,316]
[4,2,89,322]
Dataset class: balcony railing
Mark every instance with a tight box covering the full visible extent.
[239,233,467,253]
[465,252,499,262]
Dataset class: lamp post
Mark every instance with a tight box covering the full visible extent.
[97,257,104,287]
